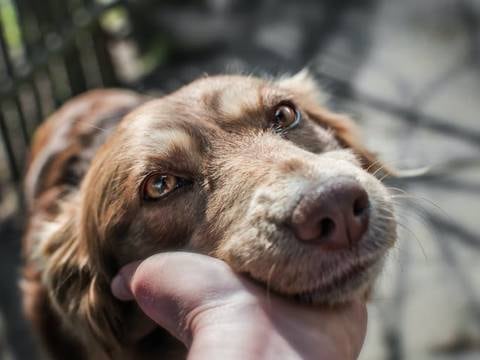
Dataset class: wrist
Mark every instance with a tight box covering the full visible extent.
[185,295,344,360]
[188,312,289,360]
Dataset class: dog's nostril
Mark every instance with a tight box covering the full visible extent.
[353,195,369,216]
[319,218,335,238]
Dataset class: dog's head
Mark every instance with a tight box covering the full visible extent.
[44,72,396,352]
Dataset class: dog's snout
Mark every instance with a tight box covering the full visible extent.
[290,178,370,250]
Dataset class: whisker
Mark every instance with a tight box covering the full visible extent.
[379,171,391,182]
[391,194,451,221]
[387,186,448,215]
[86,123,108,132]
[386,187,411,195]
[366,159,382,174]
[375,212,428,261]
[371,162,386,178]
[385,186,453,225]
[384,200,432,228]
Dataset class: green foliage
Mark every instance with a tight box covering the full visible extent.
[0,0,23,52]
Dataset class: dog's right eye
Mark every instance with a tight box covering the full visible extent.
[143,174,191,200]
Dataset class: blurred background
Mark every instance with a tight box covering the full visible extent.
[0,0,479,359]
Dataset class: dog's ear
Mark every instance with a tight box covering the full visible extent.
[277,70,390,177]
[42,204,123,357]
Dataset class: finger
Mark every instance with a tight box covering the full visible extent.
[336,299,368,359]
[118,252,245,345]
[352,300,368,357]
[111,261,142,300]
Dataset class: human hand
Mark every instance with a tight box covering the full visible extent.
[111,252,367,360]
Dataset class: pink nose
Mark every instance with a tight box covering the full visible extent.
[290,178,370,250]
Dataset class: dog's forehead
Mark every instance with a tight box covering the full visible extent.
[195,75,263,108]
[186,75,264,100]
[121,75,296,156]
[178,75,288,125]
[129,76,290,135]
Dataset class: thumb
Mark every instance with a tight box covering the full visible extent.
[111,252,245,345]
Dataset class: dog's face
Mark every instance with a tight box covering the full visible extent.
[81,72,396,300]
[45,72,396,351]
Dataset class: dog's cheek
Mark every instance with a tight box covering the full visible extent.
[211,185,299,282]
[214,225,275,276]
[117,195,204,263]
[122,218,191,262]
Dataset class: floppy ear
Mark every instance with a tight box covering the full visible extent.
[277,70,391,177]
[41,204,124,357]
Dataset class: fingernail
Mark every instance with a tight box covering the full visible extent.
[111,274,134,301]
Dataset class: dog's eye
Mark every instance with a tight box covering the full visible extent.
[272,103,301,131]
[143,174,190,200]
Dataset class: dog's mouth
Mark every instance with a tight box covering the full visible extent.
[289,257,380,304]
[241,253,382,305]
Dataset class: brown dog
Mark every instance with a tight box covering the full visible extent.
[21,71,396,359]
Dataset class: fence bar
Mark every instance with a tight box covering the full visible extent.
[25,0,62,107]
[52,0,87,95]
[92,22,118,87]
[30,79,43,125]
[12,96,30,144]
[0,36,30,145]
[0,20,15,77]
[0,110,20,182]
[14,0,45,124]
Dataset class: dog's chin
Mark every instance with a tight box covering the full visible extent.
[289,258,383,305]
[246,256,384,306]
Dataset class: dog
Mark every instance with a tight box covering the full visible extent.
[21,71,397,359]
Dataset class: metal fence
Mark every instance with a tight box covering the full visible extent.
[0,0,124,190]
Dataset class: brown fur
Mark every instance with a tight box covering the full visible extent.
[22,72,396,359]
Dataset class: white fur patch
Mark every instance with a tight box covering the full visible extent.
[218,86,259,118]
[276,69,330,105]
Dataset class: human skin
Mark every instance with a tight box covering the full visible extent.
[112,252,367,360]
[111,252,367,360]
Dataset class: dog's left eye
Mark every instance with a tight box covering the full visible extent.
[272,103,301,132]
[143,174,191,200]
